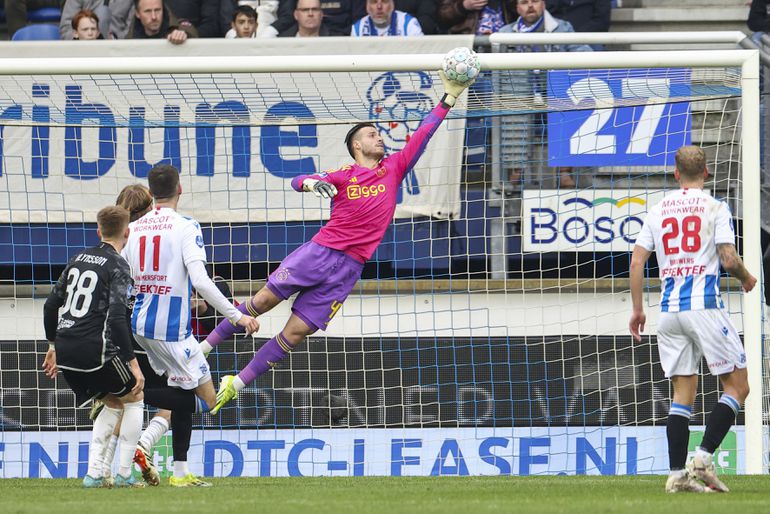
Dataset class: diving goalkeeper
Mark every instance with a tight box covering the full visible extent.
[202,69,474,413]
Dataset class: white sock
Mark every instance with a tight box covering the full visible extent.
[102,434,119,478]
[695,446,713,464]
[87,406,122,478]
[138,416,169,453]
[200,340,213,355]
[174,460,190,478]
[117,401,144,477]
[233,376,246,392]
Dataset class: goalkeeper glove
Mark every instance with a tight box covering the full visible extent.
[439,69,474,108]
[302,178,338,199]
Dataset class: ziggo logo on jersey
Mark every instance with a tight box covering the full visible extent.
[347,184,386,199]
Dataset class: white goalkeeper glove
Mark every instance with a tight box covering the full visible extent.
[302,178,338,199]
[439,70,474,108]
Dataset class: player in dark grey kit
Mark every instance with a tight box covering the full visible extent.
[42,205,146,488]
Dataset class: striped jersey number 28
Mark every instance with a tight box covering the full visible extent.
[662,215,702,255]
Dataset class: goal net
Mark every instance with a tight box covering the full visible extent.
[0,38,764,478]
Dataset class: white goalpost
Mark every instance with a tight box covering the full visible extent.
[0,39,764,477]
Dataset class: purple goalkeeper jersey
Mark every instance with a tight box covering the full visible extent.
[291,103,450,263]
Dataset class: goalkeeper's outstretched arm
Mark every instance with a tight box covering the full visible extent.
[394,70,475,174]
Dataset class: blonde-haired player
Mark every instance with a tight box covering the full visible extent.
[629,145,756,492]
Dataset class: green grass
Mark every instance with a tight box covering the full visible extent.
[2,476,770,514]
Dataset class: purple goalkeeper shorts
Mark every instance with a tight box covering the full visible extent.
[266,241,364,331]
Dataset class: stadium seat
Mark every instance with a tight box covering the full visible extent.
[11,23,60,41]
[26,7,61,22]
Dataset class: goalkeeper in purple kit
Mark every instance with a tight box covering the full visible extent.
[202,67,474,414]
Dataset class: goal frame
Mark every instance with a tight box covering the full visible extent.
[0,46,761,473]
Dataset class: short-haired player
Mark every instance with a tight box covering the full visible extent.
[42,205,146,488]
[629,145,756,492]
[122,166,259,486]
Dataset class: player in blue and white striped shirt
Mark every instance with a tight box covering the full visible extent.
[122,165,259,485]
[629,146,756,493]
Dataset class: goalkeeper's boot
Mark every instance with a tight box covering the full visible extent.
[210,375,237,415]
[665,469,708,493]
[114,474,146,488]
[82,475,110,489]
[687,450,729,492]
[169,473,213,487]
[133,444,160,486]
[88,400,104,421]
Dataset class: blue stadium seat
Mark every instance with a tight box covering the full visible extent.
[11,23,60,41]
[26,7,61,22]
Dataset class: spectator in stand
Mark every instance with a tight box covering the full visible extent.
[61,0,133,39]
[278,0,331,37]
[351,0,422,36]
[225,4,258,38]
[499,0,592,189]
[749,0,770,45]
[164,0,221,37]
[437,0,516,35]
[127,0,198,43]
[395,0,440,34]
[273,0,365,36]
[4,0,64,38]
[545,0,610,32]
[70,8,101,39]
[547,0,609,50]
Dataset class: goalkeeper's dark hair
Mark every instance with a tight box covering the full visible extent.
[344,123,376,158]
[148,164,180,200]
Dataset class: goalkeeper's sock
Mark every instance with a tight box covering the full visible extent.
[237,332,293,386]
[700,394,740,453]
[138,415,169,454]
[118,401,144,477]
[666,402,692,470]
[87,406,122,478]
[204,299,260,349]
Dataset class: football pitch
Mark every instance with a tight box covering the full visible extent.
[2,476,770,514]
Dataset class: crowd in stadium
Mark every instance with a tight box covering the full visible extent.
[2,0,613,41]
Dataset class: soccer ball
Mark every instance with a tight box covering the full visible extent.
[442,47,481,85]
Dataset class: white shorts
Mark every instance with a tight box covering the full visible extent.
[657,309,747,378]
[133,334,211,390]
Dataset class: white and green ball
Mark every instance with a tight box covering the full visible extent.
[442,47,481,85]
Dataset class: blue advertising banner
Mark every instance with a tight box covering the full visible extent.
[547,68,691,167]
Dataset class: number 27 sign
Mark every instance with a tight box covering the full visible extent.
[547,68,691,166]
